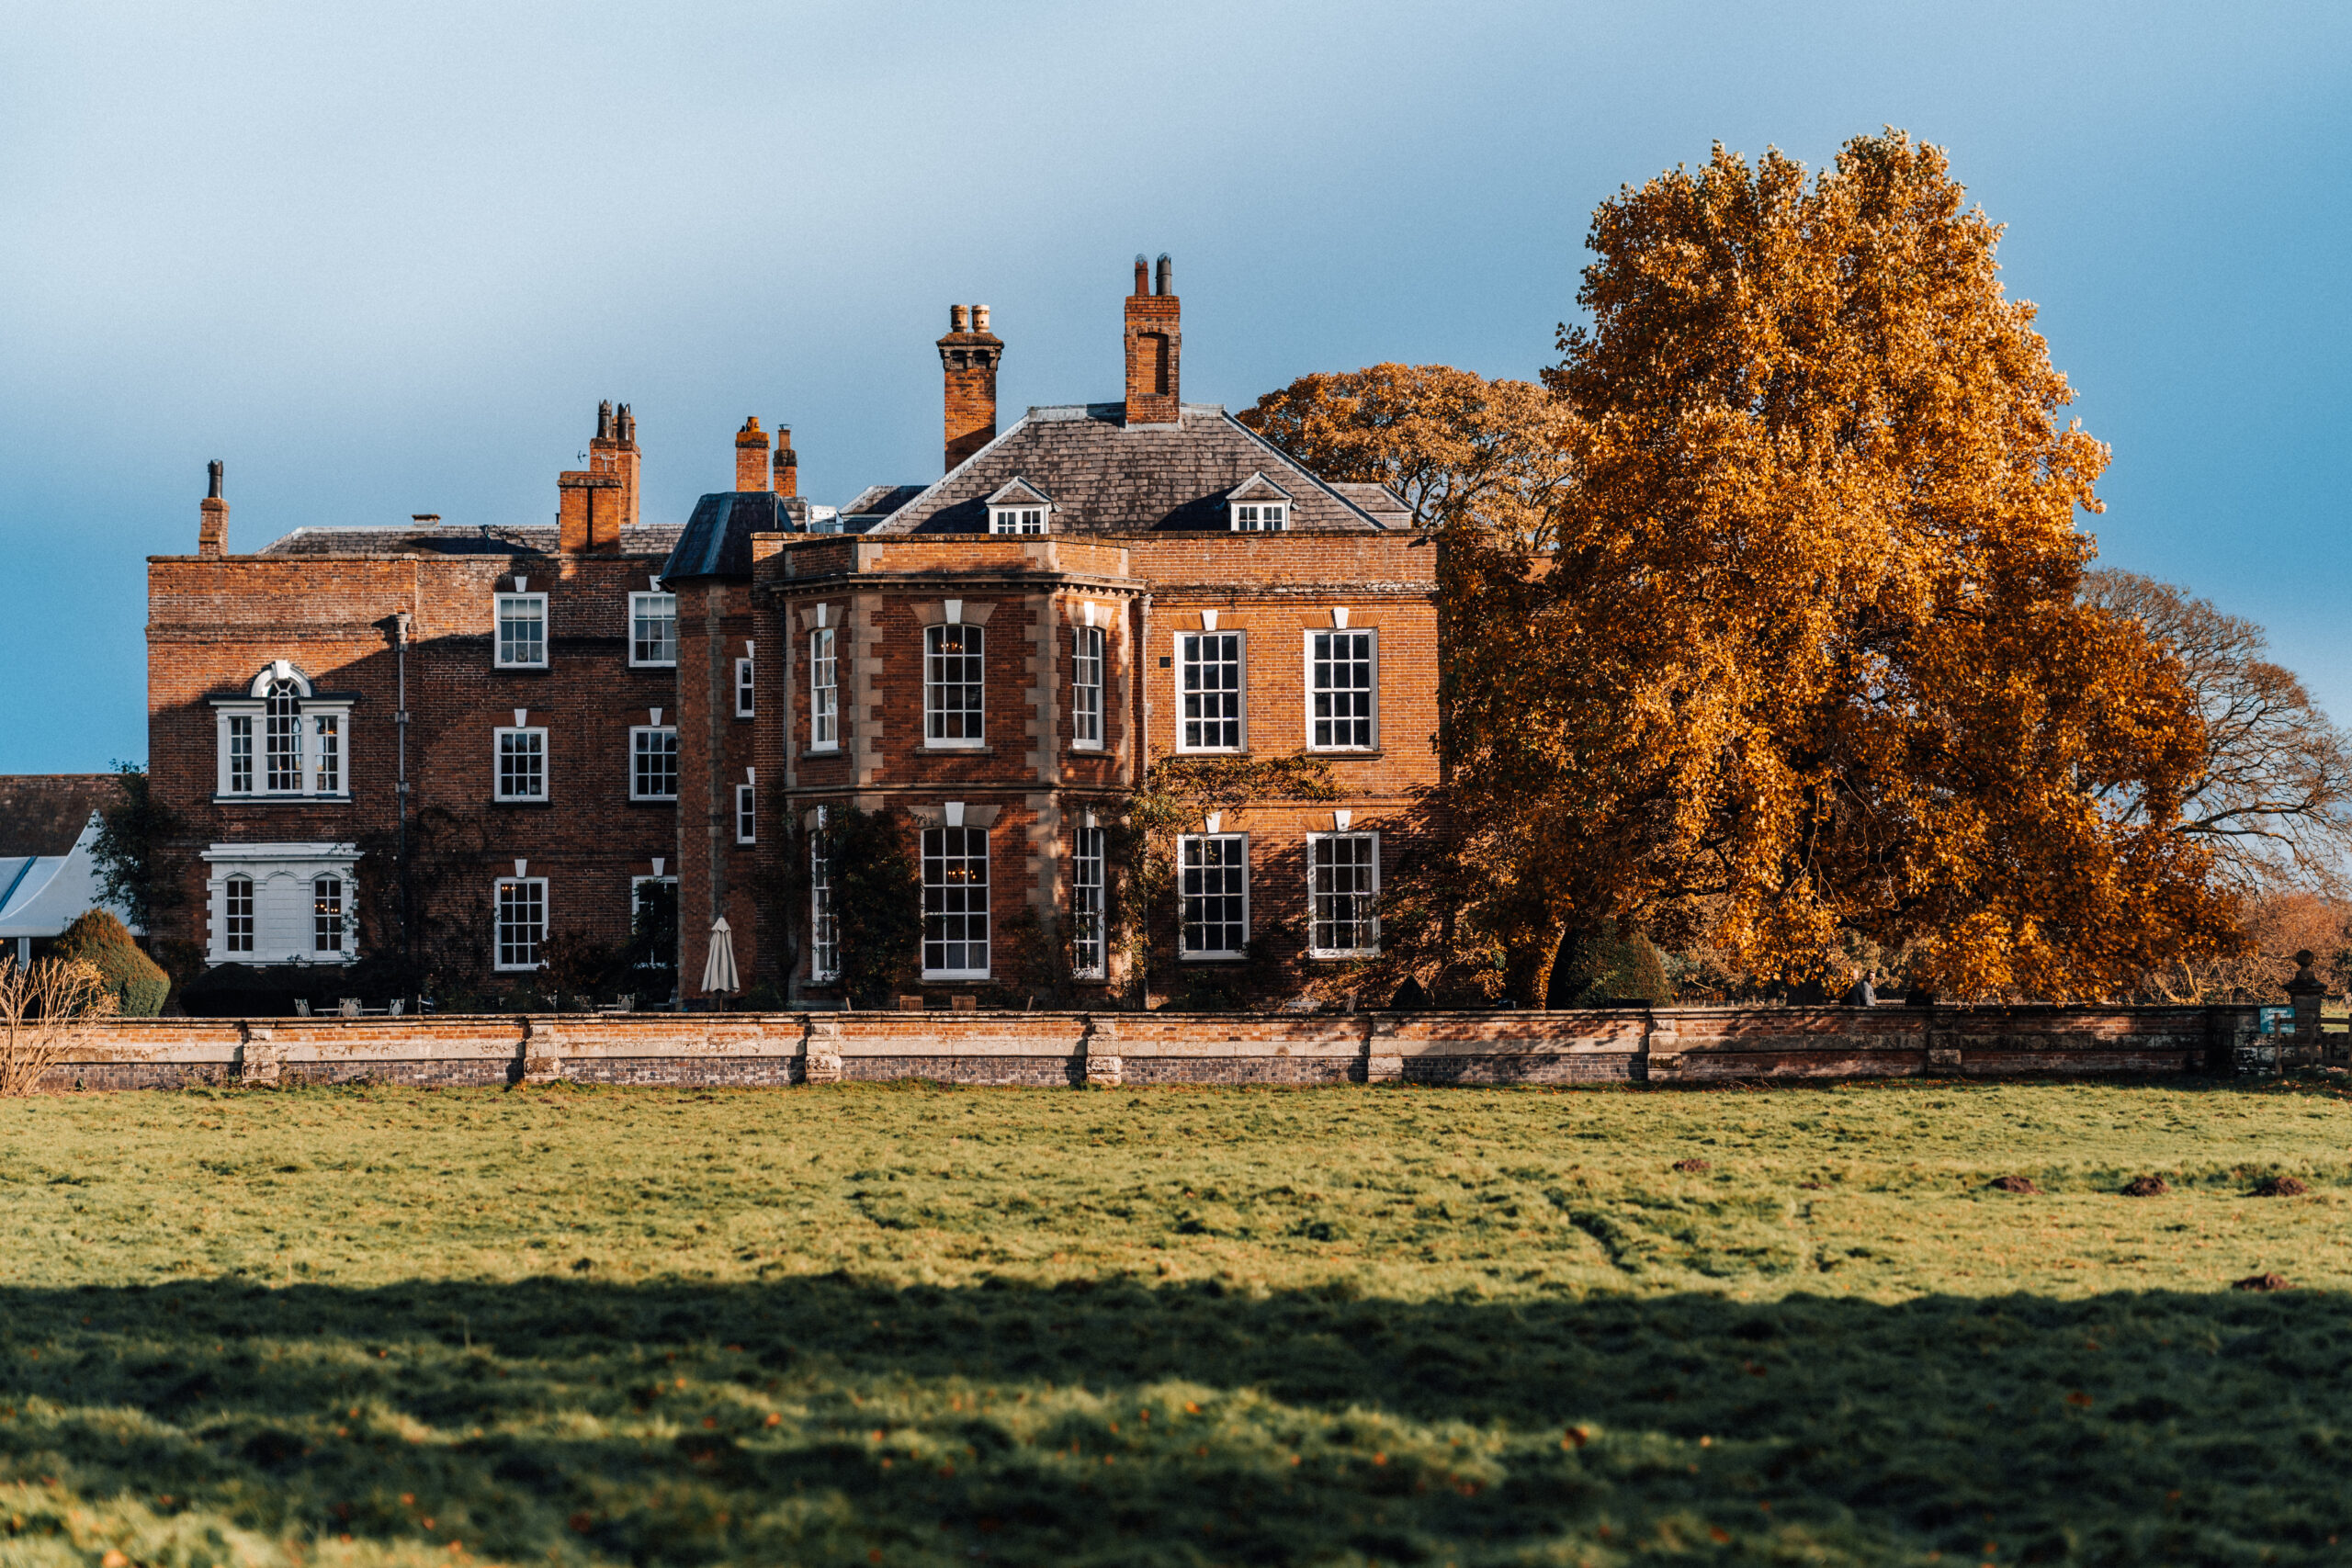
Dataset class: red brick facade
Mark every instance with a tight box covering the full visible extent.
[147,260,1438,1011]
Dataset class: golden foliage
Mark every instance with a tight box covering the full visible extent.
[0,954,119,1096]
[1410,131,2241,1000]
[1238,364,1577,546]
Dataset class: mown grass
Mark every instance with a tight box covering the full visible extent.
[2,1077,2349,1566]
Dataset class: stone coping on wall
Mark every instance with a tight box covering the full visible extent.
[36,1005,2259,1091]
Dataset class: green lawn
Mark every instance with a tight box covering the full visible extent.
[2,1077,2348,1567]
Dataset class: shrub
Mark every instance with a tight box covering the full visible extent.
[56,908,168,1018]
[1551,919,1675,1006]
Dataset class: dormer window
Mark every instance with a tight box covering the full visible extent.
[985,477,1052,535]
[1227,472,1293,532]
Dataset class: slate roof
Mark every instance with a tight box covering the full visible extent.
[661,491,806,581]
[258,524,684,558]
[840,485,926,526]
[0,775,115,859]
[866,404,1401,536]
[1330,482,1413,529]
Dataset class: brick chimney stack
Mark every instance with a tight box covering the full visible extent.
[198,460,228,558]
[1123,252,1180,426]
[588,399,640,528]
[560,402,626,552]
[937,302,1003,472]
[773,425,797,500]
[734,416,772,491]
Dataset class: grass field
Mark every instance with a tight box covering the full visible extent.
[2,1077,2348,1567]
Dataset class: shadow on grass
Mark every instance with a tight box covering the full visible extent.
[5,1276,2348,1565]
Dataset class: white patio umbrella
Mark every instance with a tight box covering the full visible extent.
[701,916,740,1000]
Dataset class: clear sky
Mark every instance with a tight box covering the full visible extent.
[3,2,2346,771]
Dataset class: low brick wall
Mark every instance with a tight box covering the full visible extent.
[35,1004,2258,1091]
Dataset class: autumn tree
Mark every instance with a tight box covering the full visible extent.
[2083,570,2352,896]
[1238,365,1576,544]
[1427,130,2239,1000]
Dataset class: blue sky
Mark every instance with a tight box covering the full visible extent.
[3,2,2346,770]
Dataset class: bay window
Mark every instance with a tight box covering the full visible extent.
[922,826,990,978]
[924,624,985,747]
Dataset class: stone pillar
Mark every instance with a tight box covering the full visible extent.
[518,1018,563,1085]
[802,1015,843,1084]
[2286,949,2326,1067]
[1641,1009,1679,1083]
[1080,1014,1123,1088]
[1363,1012,1404,1083]
[234,1022,282,1089]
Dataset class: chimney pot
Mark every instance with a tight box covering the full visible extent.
[735,416,772,491]
[198,461,229,558]
[938,299,1004,472]
[566,401,635,550]
[1123,250,1182,424]
[582,398,641,536]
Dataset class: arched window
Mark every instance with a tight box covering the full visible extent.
[312,875,345,954]
[224,876,254,953]
[265,678,303,792]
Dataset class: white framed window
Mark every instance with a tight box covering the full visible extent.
[213,663,352,800]
[924,624,985,748]
[1231,502,1286,532]
[809,626,839,750]
[1307,832,1380,956]
[989,506,1046,535]
[311,716,341,794]
[922,826,990,978]
[264,679,303,792]
[495,727,548,802]
[630,727,679,801]
[1073,625,1104,750]
[224,876,254,953]
[495,877,547,971]
[1306,629,1377,750]
[1072,824,1106,979]
[1177,632,1245,751]
[201,842,361,965]
[1179,833,1249,958]
[496,593,548,668]
[312,874,346,954]
[629,592,678,667]
[735,657,755,718]
[227,716,254,794]
[736,781,758,844]
[810,811,840,982]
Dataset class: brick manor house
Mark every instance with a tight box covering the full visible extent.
[147,256,1437,1007]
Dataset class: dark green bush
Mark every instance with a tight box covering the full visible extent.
[56,908,169,1017]
[1550,918,1675,1006]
